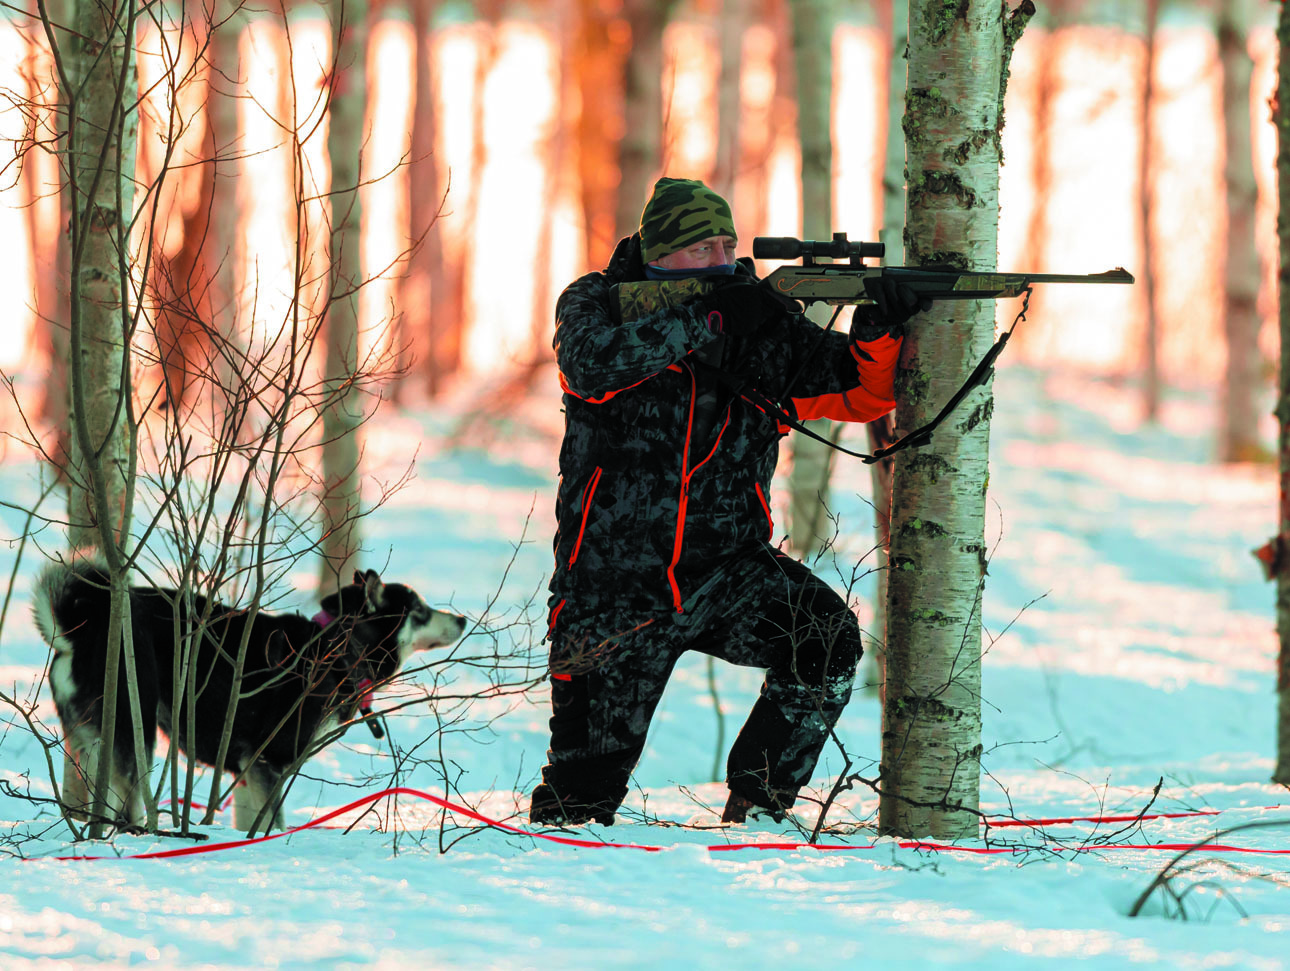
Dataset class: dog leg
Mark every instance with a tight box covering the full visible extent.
[68,737,133,825]
[232,774,260,833]
[61,731,150,828]
[256,764,286,833]
[73,734,121,823]
[60,745,92,821]
[234,763,285,835]
[82,745,132,828]
[110,759,146,828]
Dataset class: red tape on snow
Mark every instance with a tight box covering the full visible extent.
[984,809,1222,829]
[51,787,665,860]
[43,788,1290,862]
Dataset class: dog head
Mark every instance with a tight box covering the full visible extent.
[319,569,467,666]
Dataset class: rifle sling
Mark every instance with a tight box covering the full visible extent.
[866,329,1012,463]
[715,287,1032,466]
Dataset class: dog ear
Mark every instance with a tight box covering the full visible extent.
[362,569,385,611]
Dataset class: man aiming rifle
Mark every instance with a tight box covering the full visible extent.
[531,177,929,826]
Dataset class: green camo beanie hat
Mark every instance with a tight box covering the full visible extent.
[639,177,737,264]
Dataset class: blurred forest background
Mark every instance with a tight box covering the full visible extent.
[0,0,1278,461]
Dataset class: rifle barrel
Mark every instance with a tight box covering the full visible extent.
[764,265,1135,304]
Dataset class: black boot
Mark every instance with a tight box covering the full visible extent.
[529,783,617,827]
[721,787,789,824]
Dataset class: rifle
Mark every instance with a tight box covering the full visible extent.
[753,234,1134,305]
[747,233,1134,463]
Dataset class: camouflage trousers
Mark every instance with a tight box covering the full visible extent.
[538,546,863,815]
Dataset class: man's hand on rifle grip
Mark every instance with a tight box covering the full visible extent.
[850,276,932,342]
[692,281,783,335]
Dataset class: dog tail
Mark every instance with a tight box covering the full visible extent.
[32,554,112,656]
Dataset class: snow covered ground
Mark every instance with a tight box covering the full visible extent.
[1,362,1287,969]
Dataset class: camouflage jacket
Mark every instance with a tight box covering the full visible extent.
[547,234,902,629]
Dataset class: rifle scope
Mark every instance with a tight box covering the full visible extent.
[752,233,885,263]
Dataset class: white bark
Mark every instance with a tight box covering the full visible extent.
[62,0,154,834]
[65,0,137,552]
[878,0,1033,839]
[1272,0,1290,787]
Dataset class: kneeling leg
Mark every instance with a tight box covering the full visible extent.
[720,555,863,813]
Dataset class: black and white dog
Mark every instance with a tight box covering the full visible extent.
[33,558,467,832]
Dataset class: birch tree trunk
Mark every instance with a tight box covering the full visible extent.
[1218,0,1264,462]
[152,35,216,414]
[29,0,72,470]
[403,0,449,394]
[1021,0,1054,267]
[1272,0,1290,787]
[785,0,838,556]
[617,0,670,239]
[433,2,498,380]
[207,6,241,350]
[878,0,1034,839]
[406,0,465,396]
[61,0,155,835]
[861,0,909,698]
[320,0,368,588]
[65,0,136,552]
[878,0,907,264]
[576,0,625,270]
[530,0,573,348]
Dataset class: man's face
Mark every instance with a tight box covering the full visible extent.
[651,235,737,270]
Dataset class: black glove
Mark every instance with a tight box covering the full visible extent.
[692,281,783,335]
[850,275,931,342]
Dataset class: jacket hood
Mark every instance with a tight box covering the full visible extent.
[605,235,648,283]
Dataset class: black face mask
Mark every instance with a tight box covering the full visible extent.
[644,263,737,281]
